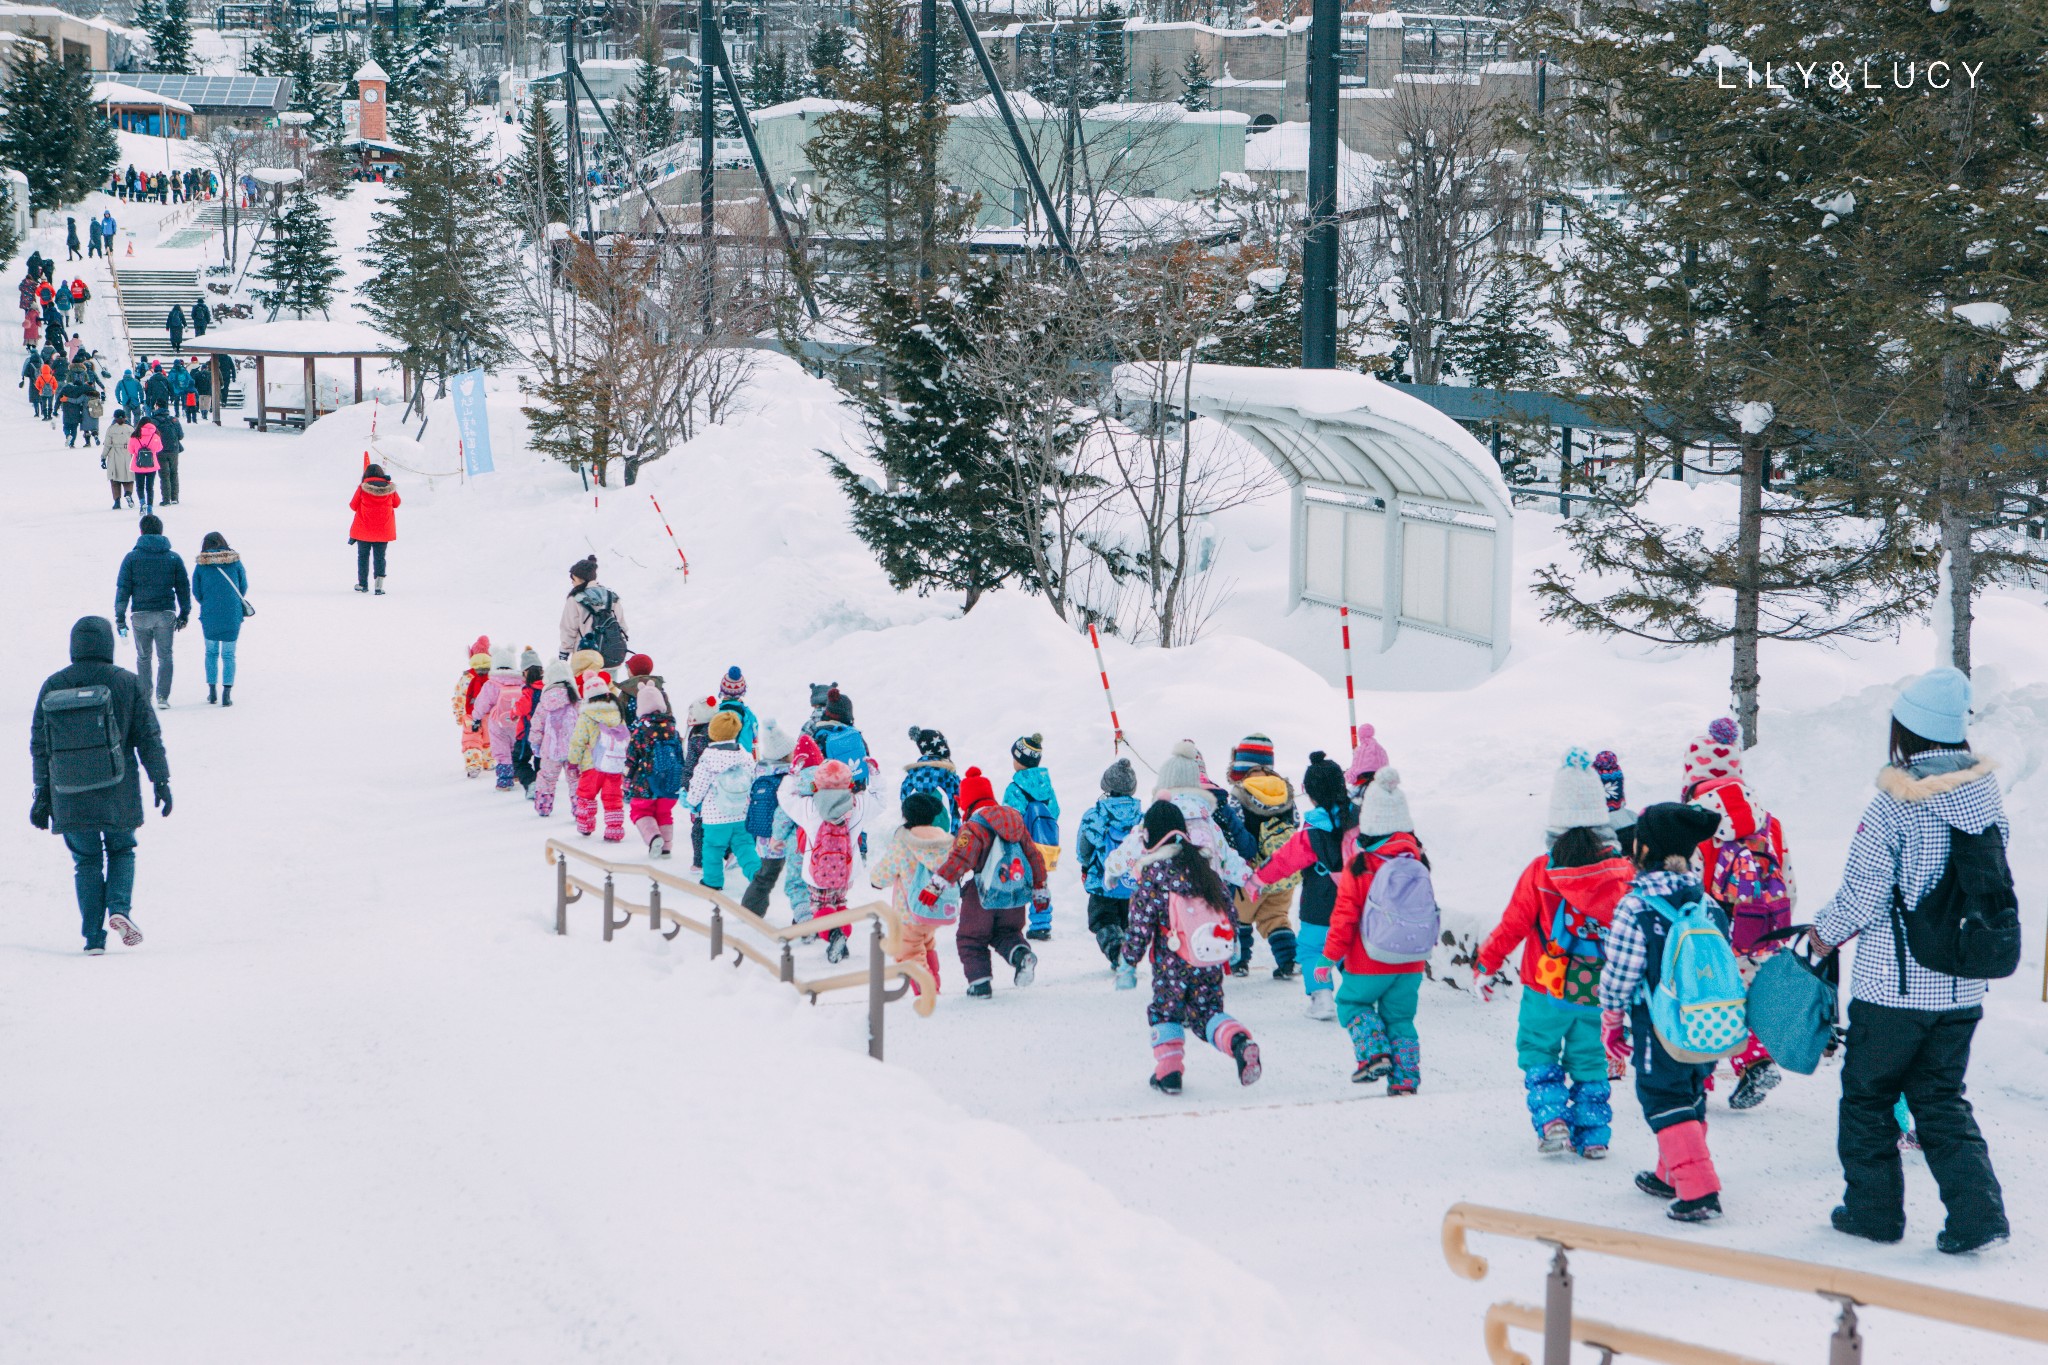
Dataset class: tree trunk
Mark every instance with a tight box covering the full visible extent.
[1939,350,1975,673]
[1731,431,1765,747]
[963,581,982,614]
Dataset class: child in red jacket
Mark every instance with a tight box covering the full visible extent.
[1324,770,1433,1093]
[1474,750,1636,1158]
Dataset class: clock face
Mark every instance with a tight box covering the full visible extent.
[363,88,380,102]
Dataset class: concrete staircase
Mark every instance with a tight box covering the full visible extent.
[112,260,243,411]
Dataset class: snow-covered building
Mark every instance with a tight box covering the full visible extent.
[93,79,194,139]
[92,71,294,137]
[0,2,141,69]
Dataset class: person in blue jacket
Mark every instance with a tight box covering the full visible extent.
[1005,733,1063,939]
[1076,757,1144,966]
[115,367,142,414]
[113,514,191,709]
[191,531,248,707]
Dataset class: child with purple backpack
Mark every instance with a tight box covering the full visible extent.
[1323,770,1437,1093]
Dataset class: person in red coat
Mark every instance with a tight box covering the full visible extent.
[1324,770,1431,1093]
[348,463,400,595]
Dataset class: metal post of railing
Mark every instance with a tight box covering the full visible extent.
[710,900,724,961]
[867,916,886,1062]
[602,872,617,942]
[648,880,662,934]
[1825,1296,1864,1365]
[555,853,569,934]
[779,939,794,983]
[1543,1244,1573,1365]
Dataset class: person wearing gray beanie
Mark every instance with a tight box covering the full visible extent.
[1077,756,1146,968]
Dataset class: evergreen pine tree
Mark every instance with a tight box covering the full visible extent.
[1204,249,1301,367]
[251,186,345,318]
[826,271,1037,612]
[0,177,18,266]
[804,24,850,96]
[1795,0,2048,671]
[506,89,569,229]
[148,0,196,74]
[748,41,794,108]
[1176,52,1210,111]
[1526,0,1922,745]
[362,78,513,394]
[804,0,971,280]
[0,43,118,214]
[628,33,673,155]
[1091,4,1129,104]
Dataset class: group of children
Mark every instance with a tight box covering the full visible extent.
[450,637,1820,1212]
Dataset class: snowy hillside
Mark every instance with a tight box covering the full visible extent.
[5,207,2047,1362]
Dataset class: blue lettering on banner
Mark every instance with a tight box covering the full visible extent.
[454,369,494,476]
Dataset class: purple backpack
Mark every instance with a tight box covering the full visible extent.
[1362,854,1439,964]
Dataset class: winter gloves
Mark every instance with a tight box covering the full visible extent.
[30,794,51,829]
[916,883,941,910]
[1470,964,1495,1002]
[153,782,173,817]
[1602,1008,1629,1078]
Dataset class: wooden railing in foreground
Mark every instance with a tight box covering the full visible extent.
[1442,1202,2048,1365]
[545,839,935,1060]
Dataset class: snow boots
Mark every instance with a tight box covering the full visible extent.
[1306,989,1336,1021]
[1526,1065,1569,1145]
[1569,1079,1612,1156]
[1232,922,1255,977]
[222,686,232,708]
[825,932,850,965]
[495,762,516,791]
[1644,1121,1722,1223]
[573,792,597,836]
[602,804,625,843]
[1151,1023,1186,1091]
[1270,927,1299,980]
[1345,1008,1391,1081]
[1231,1031,1262,1086]
[965,979,992,1000]
[207,685,216,704]
[107,913,143,947]
[1387,1037,1420,1095]
[1526,1065,1610,1154]
[373,577,386,596]
[1010,943,1038,987]
[1730,1059,1781,1110]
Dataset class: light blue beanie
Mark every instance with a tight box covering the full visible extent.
[1892,667,1972,744]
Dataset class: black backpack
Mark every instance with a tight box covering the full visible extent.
[576,589,628,667]
[39,685,125,794]
[1892,825,2021,987]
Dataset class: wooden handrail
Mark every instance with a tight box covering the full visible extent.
[545,839,938,1026]
[1483,1302,1777,1365]
[1444,1203,2048,1346]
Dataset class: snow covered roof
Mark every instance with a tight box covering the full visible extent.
[180,319,401,357]
[1111,362,1514,660]
[93,80,192,112]
[353,59,388,83]
[750,96,858,120]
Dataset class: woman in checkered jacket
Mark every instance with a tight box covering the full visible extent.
[1815,668,2010,1256]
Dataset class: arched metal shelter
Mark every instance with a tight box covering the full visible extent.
[1114,363,1515,666]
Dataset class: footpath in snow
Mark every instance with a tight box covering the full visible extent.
[3,345,2045,1363]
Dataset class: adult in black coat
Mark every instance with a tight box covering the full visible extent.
[192,297,211,336]
[167,305,187,353]
[144,365,172,410]
[115,515,192,705]
[152,406,186,504]
[65,216,80,260]
[30,616,172,953]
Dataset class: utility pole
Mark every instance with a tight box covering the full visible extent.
[918,0,936,280]
[698,0,716,329]
[1301,0,1338,368]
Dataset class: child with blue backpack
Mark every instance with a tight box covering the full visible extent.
[687,708,761,890]
[921,766,1047,998]
[1323,770,1435,1093]
[1599,801,1738,1224]
[870,790,957,995]
[713,666,757,750]
[1474,750,1635,1158]
[1121,800,1262,1095]
[1242,751,1358,1021]
[740,721,800,915]
[809,687,872,785]
[1076,758,1144,965]
[901,726,961,826]
[624,682,684,856]
[1005,733,1062,939]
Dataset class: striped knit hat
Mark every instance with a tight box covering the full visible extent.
[718,665,746,699]
[1229,733,1276,779]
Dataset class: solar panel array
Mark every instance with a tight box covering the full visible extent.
[107,74,291,110]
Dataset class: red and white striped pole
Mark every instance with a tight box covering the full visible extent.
[1087,621,1127,752]
[1339,606,1358,750]
[649,495,690,579]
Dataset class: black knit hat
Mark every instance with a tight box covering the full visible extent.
[1633,802,1721,866]
[823,687,854,724]
[901,790,944,829]
[1302,749,1348,811]
[1142,798,1187,848]
[1011,732,1044,767]
[908,726,951,762]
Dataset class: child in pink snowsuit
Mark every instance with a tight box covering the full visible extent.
[470,644,535,791]
[525,659,580,816]
[567,671,629,841]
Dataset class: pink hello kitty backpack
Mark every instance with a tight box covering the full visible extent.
[1164,892,1236,967]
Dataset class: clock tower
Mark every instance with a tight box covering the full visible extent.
[354,60,389,142]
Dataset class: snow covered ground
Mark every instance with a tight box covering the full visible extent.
[5,205,2048,1360]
